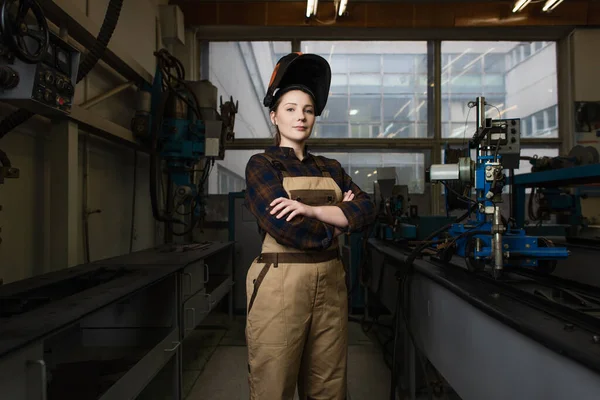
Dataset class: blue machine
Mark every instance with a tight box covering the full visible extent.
[510,158,600,240]
[132,49,238,239]
[372,168,455,242]
[426,97,569,277]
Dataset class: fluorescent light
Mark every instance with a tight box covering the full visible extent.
[512,0,531,12]
[349,109,358,115]
[338,0,348,16]
[543,0,563,11]
[306,0,316,17]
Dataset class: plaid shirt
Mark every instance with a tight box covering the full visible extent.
[244,146,376,251]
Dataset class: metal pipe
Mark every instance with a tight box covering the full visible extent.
[492,206,503,278]
[476,96,485,131]
[79,81,135,109]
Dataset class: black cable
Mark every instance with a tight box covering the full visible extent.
[0,0,124,139]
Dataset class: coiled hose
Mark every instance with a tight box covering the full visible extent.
[0,0,124,140]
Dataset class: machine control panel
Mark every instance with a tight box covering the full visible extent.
[490,118,521,169]
[32,63,74,113]
[0,30,79,116]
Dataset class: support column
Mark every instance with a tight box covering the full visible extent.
[557,33,575,156]
[49,120,79,270]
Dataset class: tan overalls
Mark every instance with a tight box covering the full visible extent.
[246,154,348,400]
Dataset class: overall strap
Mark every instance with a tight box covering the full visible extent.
[312,155,332,178]
[258,153,290,177]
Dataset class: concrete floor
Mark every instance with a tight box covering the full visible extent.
[180,312,457,400]
[182,312,389,400]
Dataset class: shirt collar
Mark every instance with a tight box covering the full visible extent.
[266,146,311,161]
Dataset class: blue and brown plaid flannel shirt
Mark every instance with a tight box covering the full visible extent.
[244,146,376,251]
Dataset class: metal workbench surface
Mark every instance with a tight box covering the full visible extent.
[367,238,600,375]
[90,241,234,266]
[368,238,600,400]
[0,241,234,359]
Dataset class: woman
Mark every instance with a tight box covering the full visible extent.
[244,52,376,400]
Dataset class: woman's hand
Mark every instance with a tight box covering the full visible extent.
[342,190,354,202]
[269,198,315,221]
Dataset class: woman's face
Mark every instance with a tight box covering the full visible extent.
[270,90,316,145]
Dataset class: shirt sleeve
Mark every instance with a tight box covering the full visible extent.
[244,154,335,251]
[333,160,377,232]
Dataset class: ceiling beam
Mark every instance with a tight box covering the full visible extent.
[170,0,599,29]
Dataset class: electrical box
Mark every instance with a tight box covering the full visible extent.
[0,31,80,116]
[159,5,185,46]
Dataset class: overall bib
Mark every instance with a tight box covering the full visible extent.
[246,154,348,400]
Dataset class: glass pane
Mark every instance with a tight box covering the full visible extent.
[382,75,414,94]
[349,74,382,94]
[314,151,431,194]
[331,74,348,94]
[348,54,381,73]
[349,96,381,123]
[350,124,381,139]
[321,96,348,123]
[301,40,430,138]
[383,96,413,121]
[208,41,292,139]
[314,124,348,138]
[209,150,264,194]
[441,41,558,138]
[211,150,430,195]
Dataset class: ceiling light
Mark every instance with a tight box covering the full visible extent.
[543,0,564,11]
[512,0,531,12]
[338,0,348,16]
[306,0,318,17]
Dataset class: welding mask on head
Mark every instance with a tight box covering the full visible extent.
[263,52,331,117]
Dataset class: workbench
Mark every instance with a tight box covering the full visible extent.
[0,241,234,400]
[367,238,600,400]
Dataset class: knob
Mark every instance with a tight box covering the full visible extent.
[0,66,19,89]
[44,71,54,84]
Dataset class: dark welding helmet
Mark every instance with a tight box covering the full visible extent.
[263,52,331,116]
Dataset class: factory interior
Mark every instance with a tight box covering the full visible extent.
[2,0,600,399]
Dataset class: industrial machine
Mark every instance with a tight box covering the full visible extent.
[425,97,569,277]
[373,167,454,241]
[132,48,238,239]
[511,145,600,241]
[0,0,81,185]
[0,0,79,115]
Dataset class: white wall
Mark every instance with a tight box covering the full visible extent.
[207,42,275,194]
[0,0,163,284]
[505,43,557,119]
[571,29,600,102]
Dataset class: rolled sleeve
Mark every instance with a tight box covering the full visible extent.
[244,154,335,251]
[335,161,376,232]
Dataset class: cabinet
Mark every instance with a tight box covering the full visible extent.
[0,241,235,400]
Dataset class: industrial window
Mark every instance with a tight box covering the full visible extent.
[441,41,558,139]
[217,166,245,195]
[300,41,430,139]
[209,150,262,195]
[207,41,292,139]
[311,151,431,195]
